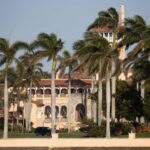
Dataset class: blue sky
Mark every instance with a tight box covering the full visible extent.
[0,0,150,71]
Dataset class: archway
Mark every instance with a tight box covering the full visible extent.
[44,106,51,119]
[55,106,59,118]
[75,104,85,121]
[45,89,51,95]
[60,105,67,118]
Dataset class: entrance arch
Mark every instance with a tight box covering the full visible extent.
[75,104,85,121]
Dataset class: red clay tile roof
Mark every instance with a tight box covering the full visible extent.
[40,79,91,87]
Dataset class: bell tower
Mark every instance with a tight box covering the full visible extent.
[118,4,126,60]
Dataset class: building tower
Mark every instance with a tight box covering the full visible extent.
[118,4,126,60]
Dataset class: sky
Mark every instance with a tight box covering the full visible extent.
[0,0,150,72]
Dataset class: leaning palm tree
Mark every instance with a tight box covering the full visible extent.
[0,38,28,139]
[32,33,63,134]
[58,50,78,132]
[88,7,120,121]
[74,32,112,134]
[118,15,150,100]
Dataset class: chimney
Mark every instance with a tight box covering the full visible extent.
[119,4,125,26]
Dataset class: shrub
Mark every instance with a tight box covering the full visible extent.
[82,120,106,137]
[0,117,4,129]
[8,124,22,132]
[111,122,132,136]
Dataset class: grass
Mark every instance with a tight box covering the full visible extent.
[136,132,150,138]
[0,130,150,138]
[59,131,88,138]
[0,130,50,138]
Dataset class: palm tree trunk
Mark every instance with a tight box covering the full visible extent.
[98,72,103,126]
[28,78,32,131]
[24,87,28,131]
[67,71,71,133]
[111,60,116,121]
[25,101,28,131]
[91,74,97,123]
[51,59,56,134]
[106,73,111,138]
[111,31,117,122]
[3,71,8,139]
[140,80,145,123]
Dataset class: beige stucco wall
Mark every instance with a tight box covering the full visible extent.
[30,89,91,129]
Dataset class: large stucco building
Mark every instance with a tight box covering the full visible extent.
[5,5,129,130]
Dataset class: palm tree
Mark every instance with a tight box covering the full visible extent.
[88,7,120,121]
[118,15,150,100]
[74,32,112,131]
[0,38,28,139]
[58,50,78,132]
[18,51,43,131]
[32,33,63,134]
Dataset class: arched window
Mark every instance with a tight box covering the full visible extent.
[55,106,59,118]
[45,106,51,119]
[77,88,84,94]
[71,88,76,94]
[60,106,67,118]
[61,89,68,97]
[45,89,51,95]
[76,104,85,121]
[31,89,35,95]
[55,89,60,97]
[37,89,43,95]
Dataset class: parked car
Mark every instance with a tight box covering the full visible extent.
[34,127,51,136]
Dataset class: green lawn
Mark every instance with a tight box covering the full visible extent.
[0,131,50,138]
[136,132,150,138]
[59,131,88,138]
[0,130,150,138]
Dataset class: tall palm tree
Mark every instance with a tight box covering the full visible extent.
[32,33,63,134]
[0,38,28,139]
[58,50,78,132]
[74,32,112,131]
[88,7,120,121]
[18,52,43,131]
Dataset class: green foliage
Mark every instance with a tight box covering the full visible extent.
[116,80,143,121]
[0,117,4,129]
[111,122,132,136]
[144,85,150,121]
[133,58,150,84]
[8,124,22,133]
[81,120,106,137]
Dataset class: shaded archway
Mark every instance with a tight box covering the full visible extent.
[55,106,59,118]
[31,89,35,95]
[71,88,76,94]
[60,105,67,118]
[45,106,51,119]
[75,104,85,122]
[55,89,60,97]
[44,89,51,97]
[61,89,68,97]
[37,89,43,96]
[77,88,84,94]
